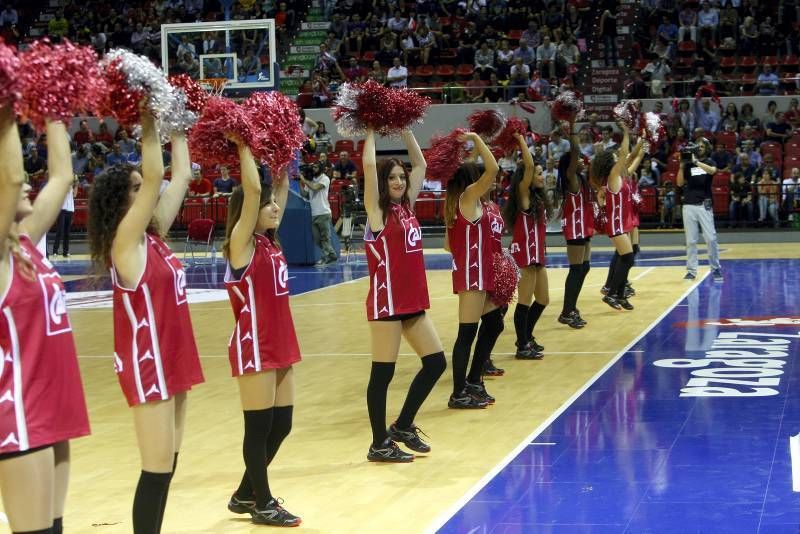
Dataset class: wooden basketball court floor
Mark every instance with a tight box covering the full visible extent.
[2,242,797,533]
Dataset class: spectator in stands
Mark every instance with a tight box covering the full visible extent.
[298,161,336,266]
[48,9,69,40]
[495,39,514,80]
[386,56,409,88]
[474,41,496,79]
[329,13,347,39]
[738,104,762,132]
[333,151,358,186]
[344,57,367,82]
[728,172,754,226]
[177,34,197,59]
[465,71,487,102]
[732,151,758,181]
[72,145,90,181]
[710,142,733,172]
[578,130,594,159]
[314,122,333,155]
[483,72,505,103]
[757,153,780,181]
[675,99,696,134]
[719,2,738,40]
[758,16,777,56]
[508,57,530,97]
[638,163,657,187]
[398,28,419,65]
[694,98,720,133]
[24,146,47,185]
[720,103,739,132]
[677,3,698,42]
[657,14,678,43]
[377,29,399,66]
[416,25,436,65]
[785,98,800,129]
[126,142,142,166]
[697,2,719,42]
[765,112,792,144]
[387,10,406,33]
[756,169,781,227]
[739,16,758,52]
[557,36,580,78]
[73,120,94,149]
[422,175,443,191]
[188,166,213,197]
[117,130,136,155]
[583,113,603,143]
[513,39,535,69]
[95,122,113,149]
[241,48,260,77]
[213,165,236,196]
[317,152,333,178]
[324,31,343,57]
[368,60,386,84]
[536,35,557,80]
[596,126,618,153]
[599,4,618,66]
[783,168,799,222]
[756,65,780,96]
[659,180,677,228]
[178,52,200,78]
[526,72,550,101]
[105,143,126,167]
[314,43,344,80]
[457,21,478,64]
[0,4,17,26]
[547,129,570,162]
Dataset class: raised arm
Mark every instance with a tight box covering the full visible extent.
[18,121,74,243]
[153,132,191,230]
[402,129,426,207]
[607,125,630,193]
[627,136,646,176]
[566,122,580,193]
[273,166,289,226]
[0,106,23,254]
[517,133,534,210]
[461,131,499,205]
[227,142,261,269]
[362,128,383,231]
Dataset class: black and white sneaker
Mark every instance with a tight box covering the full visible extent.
[618,297,634,311]
[712,269,723,282]
[228,493,256,515]
[466,381,495,404]
[483,359,505,376]
[528,338,545,353]
[600,286,610,296]
[515,342,544,360]
[448,391,488,409]
[388,423,431,453]
[624,283,636,298]
[602,295,623,310]
[251,497,302,527]
[367,438,414,463]
[683,272,696,280]
[558,311,586,329]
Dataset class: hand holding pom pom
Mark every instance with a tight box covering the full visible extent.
[426,128,469,180]
[188,97,254,168]
[242,91,305,172]
[613,100,642,133]
[332,79,431,136]
[550,90,585,123]
[467,109,505,142]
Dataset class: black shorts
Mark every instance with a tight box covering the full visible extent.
[0,444,51,461]
[374,310,426,322]
[566,237,592,246]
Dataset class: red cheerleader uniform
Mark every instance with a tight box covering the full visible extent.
[485,200,505,254]
[561,182,596,241]
[365,202,430,320]
[0,235,90,454]
[112,234,204,407]
[510,208,547,267]
[225,234,302,375]
[628,177,641,228]
[605,180,634,237]
[449,201,494,293]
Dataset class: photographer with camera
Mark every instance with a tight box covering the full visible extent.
[677,139,723,282]
[299,161,337,266]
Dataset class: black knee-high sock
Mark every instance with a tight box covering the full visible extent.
[155,453,178,532]
[52,518,62,534]
[452,322,479,395]
[576,261,591,298]
[15,529,52,534]
[133,470,172,534]
[367,361,395,447]
[604,251,619,288]
[610,252,635,298]
[467,309,504,383]
[240,409,274,509]
[526,301,547,339]
[513,303,530,347]
[632,244,640,258]
[396,352,446,429]
[562,264,583,315]
[236,406,294,500]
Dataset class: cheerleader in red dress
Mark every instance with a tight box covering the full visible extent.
[0,112,90,534]
[478,198,508,378]
[361,128,446,463]
[88,113,204,534]
[443,132,500,409]
[589,123,637,310]
[557,118,595,329]
[221,139,301,526]
[503,133,552,359]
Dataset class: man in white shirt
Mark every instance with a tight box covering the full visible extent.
[536,35,557,79]
[299,162,337,265]
[387,56,409,88]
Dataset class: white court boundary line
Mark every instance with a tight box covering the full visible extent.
[425,270,711,533]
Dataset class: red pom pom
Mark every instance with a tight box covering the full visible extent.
[15,39,106,131]
[242,91,305,172]
[671,98,680,113]
[489,251,520,306]
[468,109,505,142]
[188,97,254,168]
[333,80,431,136]
[169,74,208,114]
[593,200,607,235]
[491,116,527,156]
[0,40,19,108]
[100,58,146,127]
[426,128,468,180]
[551,90,584,122]
[613,100,642,132]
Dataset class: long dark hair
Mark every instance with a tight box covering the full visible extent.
[589,149,615,191]
[444,162,481,228]
[223,183,275,259]
[88,163,160,270]
[502,164,550,228]
[376,157,410,223]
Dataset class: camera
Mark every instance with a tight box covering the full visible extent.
[299,162,320,179]
[680,143,699,163]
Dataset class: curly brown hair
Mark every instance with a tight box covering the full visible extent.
[88,164,160,272]
[376,158,410,223]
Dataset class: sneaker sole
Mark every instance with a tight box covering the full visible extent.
[367,454,414,463]
[447,401,488,409]
[515,352,544,360]
[251,516,302,527]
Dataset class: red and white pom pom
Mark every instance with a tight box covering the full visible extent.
[100,58,146,127]
[613,100,642,132]
[468,109,505,142]
[593,201,607,235]
[0,40,19,108]
[242,91,305,172]
[426,128,468,180]
[188,97,254,168]
[490,251,520,307]
[643,111,666,152]
[550,90,585,122]
[15,39,106,131]
[491,116,527,156]
[169,74,208,114]
[333,79,431,136]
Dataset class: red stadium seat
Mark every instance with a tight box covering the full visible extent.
[212,196,228,227]
[639,187,658,216]
[667,153,681,172]
[713,172,731,187]
[439,48,457,64]
[719,56,737,71]
[762,56,779,67]
[414,191,438,223]
[660,171,677,185]
[715,131,737,150]
[677,40,696,56]
[435,64,455,78]
[456,63,474,78]
[761,141,783,162]
[738,56,757,71]
[712,186,729,216]
[71,199,88,231]
[334,139,355,154]
[785,141,800,157]
[782,55,799,71]
[179,198,207,228]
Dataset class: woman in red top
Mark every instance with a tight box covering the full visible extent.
[88,112,203,534]
[0,109,90,534]
[444,132,500,409]
[222,139,301,526]
[503,133,551,359]
[362,128,446,463]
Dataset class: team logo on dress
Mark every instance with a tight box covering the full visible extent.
[510,243,521,253]
[491,218,503,236]
[271,253,290,296]
[37,273,71,336]
[278,262,289,289]
[403,219,423,253]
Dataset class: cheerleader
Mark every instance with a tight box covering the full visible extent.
[480,190,507,378]
[0,111,90,534]
[88,113,204,533]
[444,132,500,408]
[362,128,446,462]
[222,140,301,525]
[557,119,594,328]
[503,134,552,358]
[590,124,637,310]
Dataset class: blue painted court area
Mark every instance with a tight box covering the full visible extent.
[434,259,800,534]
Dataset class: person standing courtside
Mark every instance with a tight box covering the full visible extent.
[299,161,337,266]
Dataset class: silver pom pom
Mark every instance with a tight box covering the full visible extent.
[332,82,365,136]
